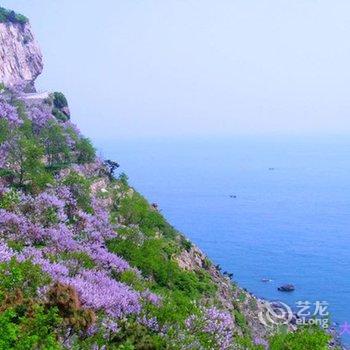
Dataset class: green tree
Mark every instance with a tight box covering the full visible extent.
[75,137,95,164]
[40,121,71,169]
[53,92,68,109]
[6,132,52,191]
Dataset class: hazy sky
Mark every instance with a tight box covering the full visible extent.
[3,0,350,139]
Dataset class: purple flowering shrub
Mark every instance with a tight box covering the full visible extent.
[0,131,145,326]
[0,94,95,190]
[26,103,54,130]
[61,270,141,318]
[0,240,14,262]
[0,99,22,126]
[0,187,132,275]
[185,307,235,350]
[0,187,155,347]
[0,92,264,349]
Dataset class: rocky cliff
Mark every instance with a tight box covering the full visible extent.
[0,18,43,91]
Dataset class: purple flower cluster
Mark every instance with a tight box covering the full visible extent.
[70,158,105,179]
[60,121,81,148]
[101,317,120,339]
[0,209,31,241]
[0,190,71,244]
[203,307,234,349]
[18,247,69,279]
[0,99,22,126]
[7,83,27,97]
[254,337,269,349]
[186,307,234,350]
[26,103,54,129]
[0,241,14,262]
[85,243,129,273]
[61,270,140,318]
[141,290,162,306]
[76,204,115,243]
[137,316,160,332]
[55,185,77,205]
[62,121,81,137]
[34,192,67,222]
[14,245,139,318]
[46,225,80,252]
[0,181,148,321]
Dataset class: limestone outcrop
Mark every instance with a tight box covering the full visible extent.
[0,21,43,91]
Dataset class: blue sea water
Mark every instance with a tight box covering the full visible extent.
[95,136,350,345]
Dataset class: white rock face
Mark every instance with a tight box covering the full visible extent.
[0,21,43,91]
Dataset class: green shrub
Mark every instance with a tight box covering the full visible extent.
[0,189,20,210]
[269,326,331,350]
[6,241,25,253]
[0,119,9,144]
[180,237,192,252]
[0,259,50,302]
[13,100,27,120]
[0,259,62,349]
[40,121,71,169]
[52,107,69,122]
[110,319,166,349]
[149,289,199,324]
[117,192,177,240]
[119,270,145,291]
[4,119,53,192]
[108,184,218,326]
[59,251,96,269]
[118,172,129,186]
[0,306,62,350]
[234,336,265,349]
[75,137,95,164]
[234,310,250,336]
[53,92,68,109]
[107,237,215,299]
[17,136,53,191]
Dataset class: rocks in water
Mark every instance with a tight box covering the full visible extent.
[278,284,295,292]
[229,195,237,198]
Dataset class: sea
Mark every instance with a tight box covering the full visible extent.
[95,135,350,345]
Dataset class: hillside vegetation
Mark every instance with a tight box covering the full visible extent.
[0,7,335,349]
[0,89,334,350]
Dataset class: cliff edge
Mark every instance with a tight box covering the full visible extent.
[0,8,43,91]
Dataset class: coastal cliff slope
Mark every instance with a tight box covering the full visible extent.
[0,7,339,350]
